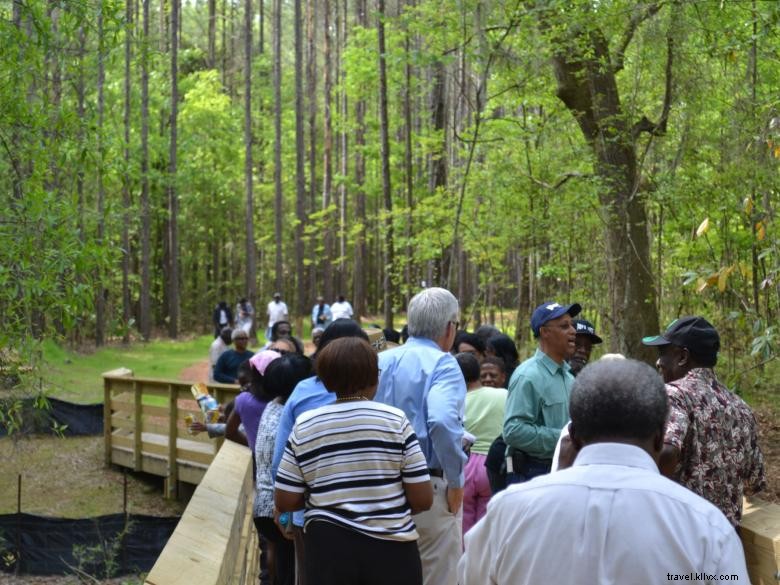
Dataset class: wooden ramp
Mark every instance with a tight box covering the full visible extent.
[144,440,258,585]
[103,368,242,496]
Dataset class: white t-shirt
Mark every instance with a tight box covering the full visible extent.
[330,300,354,321]
[267,300,288,326]
[459,443,748,585]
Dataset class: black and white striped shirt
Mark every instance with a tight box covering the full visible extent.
[276,401,430,542]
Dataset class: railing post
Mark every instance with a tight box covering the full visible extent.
[166,384,179,499]
[103,376,112,466]
[133,381,142,471]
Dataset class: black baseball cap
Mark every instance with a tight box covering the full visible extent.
[642,316,720,357]
[573,319,603,344]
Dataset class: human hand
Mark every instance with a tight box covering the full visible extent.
[446,486,464,514]
[273,508,295,540]
[189,421,207,435]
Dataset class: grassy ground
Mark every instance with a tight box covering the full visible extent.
[38,336,223,403]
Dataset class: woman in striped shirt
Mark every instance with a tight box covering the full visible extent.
[275,337,433,585]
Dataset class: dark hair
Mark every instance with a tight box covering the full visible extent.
[486,334,519,375]
[454,331,485,354]
[237,359,253,380]
[401,325,409,344]
[481,356,507,374]
[383,328,401,344]
[270,320,292,341]
[264,354,313,402]
[316,338,378,396]
[219,327,233,344]
[315,320,369,357]
[455,352,480,384]
[570,359,668,443]
[474,324,501,343]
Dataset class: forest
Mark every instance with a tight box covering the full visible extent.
[1,0,778,371]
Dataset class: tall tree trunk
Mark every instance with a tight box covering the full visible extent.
[322,0,334,302]
[122,0,133,343]
[272,0,284,294]
[208,0,216,67]
[403,32,414,308]
[258,0,264,54]
[306,0,317,302]
[140,0,152,341]
[337,0,348,297]
[168,0,180,338]
[352,0,367,321]
[95,0,106,346]
[543,7,663,359]
[377,0,394,329]
[244,0,257,312]
[294,0,307,320]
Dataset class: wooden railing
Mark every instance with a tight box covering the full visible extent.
[103,368,241,497]
[143,440,259,585]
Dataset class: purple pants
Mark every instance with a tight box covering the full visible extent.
[463,453,492,536]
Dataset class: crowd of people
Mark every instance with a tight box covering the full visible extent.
[197,287,766,585]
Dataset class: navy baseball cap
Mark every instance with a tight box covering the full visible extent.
[573,318,603,344]
[642,316,720,357]
[531,301,581,338]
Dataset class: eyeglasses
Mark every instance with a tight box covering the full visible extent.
[449,320,460,331]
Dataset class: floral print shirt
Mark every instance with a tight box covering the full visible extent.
[664,368,766,526]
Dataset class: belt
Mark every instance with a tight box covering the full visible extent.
[428,468,444,478]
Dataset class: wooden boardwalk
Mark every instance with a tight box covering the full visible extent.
[103,368,242,496]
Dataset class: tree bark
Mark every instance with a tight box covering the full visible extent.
[208,0,216,67]
[294,0,307,320]
[244,0,257,315]
[352,0,367,321]
[306,0,318,302]
[272,0,284,294]
[140,0,152,341]
[122,0,133,343]
[544,8,661,359]
[95,0,106,346]
[168,0,180,338]
[377,0,394,329]
[322,0,334,302]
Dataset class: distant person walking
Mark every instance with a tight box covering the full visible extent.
[213,300,233,338]
[236,298,255,336]
[209,327,233,382]
[267,293,289,342]
[213,330,255,384]
[330,295,354,321]
[311,296,333,329]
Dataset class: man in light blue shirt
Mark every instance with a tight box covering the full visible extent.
[503,301,580,486]
[311,296,332,329]
[375,287,466,585]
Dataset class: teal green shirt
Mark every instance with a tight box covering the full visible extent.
[503,348,573,459]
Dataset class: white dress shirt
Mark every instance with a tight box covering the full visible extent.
[330,300,353,321]
[459,442,748,585]
[266,300,288,327]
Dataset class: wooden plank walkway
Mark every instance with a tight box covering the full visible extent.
[103,368,242,495]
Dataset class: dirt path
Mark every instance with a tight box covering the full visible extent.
[179,359,210,383]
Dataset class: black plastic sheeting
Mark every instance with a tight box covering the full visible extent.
[0,398,103,437]
[0,513,179,576]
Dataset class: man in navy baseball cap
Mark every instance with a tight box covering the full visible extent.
[530,302,582,338]
[502,300,581,488]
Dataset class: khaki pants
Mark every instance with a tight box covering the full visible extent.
[413,476,462,585]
